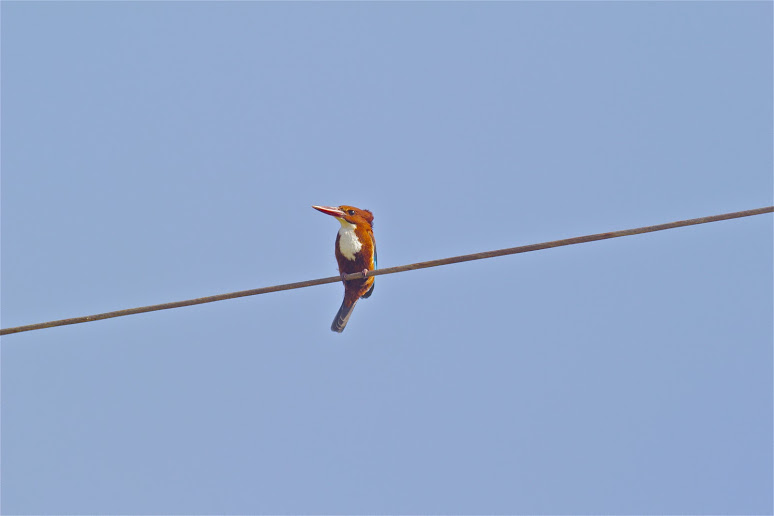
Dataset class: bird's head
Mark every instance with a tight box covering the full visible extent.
[312,205,374,229]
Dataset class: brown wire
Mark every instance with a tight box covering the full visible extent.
[2,206,771,336]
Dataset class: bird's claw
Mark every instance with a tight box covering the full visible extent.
[341,270,369,282]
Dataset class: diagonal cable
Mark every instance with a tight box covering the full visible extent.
[2,206,771,336]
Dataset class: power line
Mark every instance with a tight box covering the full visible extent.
[2,206,771,336]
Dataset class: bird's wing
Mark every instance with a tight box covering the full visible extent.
[369,229,377,270]
[361,229,376,299]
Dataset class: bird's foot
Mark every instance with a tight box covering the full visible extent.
[341,270,369,282]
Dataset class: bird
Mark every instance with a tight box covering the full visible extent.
[312,205,376,333]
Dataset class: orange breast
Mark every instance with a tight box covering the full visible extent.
[334,225,375,298]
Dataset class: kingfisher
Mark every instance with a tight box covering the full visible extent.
[312,205,376,333]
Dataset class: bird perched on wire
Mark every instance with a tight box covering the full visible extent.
[312,205,376,333]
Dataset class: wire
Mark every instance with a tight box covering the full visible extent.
[2,206,772,336]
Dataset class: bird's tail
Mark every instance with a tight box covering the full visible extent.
[331,297,359,333]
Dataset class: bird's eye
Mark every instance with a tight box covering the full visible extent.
[347,210,356,216]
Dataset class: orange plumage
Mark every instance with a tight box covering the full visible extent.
[312,205,376,332]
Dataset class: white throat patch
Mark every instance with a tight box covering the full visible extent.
[337,221,362,260]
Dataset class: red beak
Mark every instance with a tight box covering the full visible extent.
[312,205,345,218]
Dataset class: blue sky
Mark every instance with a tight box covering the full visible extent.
[2,2,772,514]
